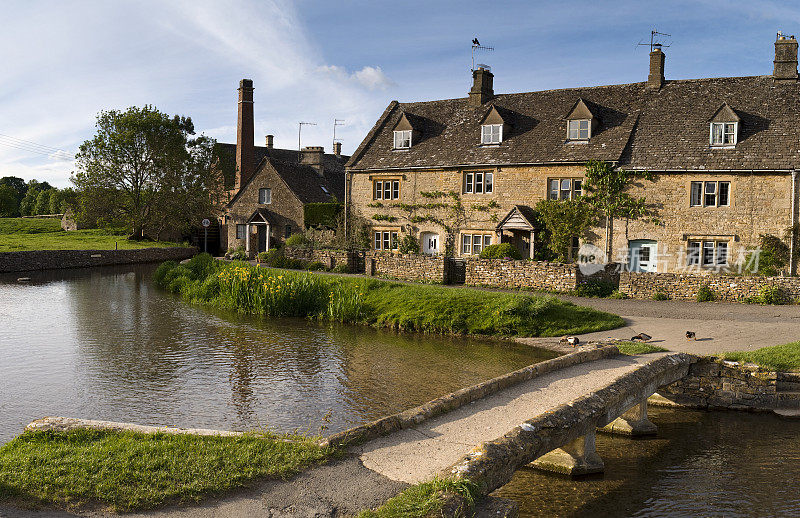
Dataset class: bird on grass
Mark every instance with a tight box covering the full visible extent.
[686,331,696,341]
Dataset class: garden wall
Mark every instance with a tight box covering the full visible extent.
[465,260,620,292]
[619,271,800,301]
[365,253,447,284]
[283,247,363,272]
[0,247,197,273]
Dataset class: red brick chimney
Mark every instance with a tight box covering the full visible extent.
[235,79,254,190]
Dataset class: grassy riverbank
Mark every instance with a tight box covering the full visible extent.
[155,255,624,337]
[359,477,478,517]
[721,341,800,372]
[0,217,179,252]
[0,429,333,512]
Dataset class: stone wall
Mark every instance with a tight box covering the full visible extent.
[465,259,579,291]
[655,357,778,409]
[283,247,363,272]
[620,271,800,301]
[365,252,447,284]
[0,247,197,273]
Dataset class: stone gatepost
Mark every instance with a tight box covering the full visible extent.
[601,397,657,436]
[531,430,604,476]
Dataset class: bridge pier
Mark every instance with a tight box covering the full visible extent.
[601,397,657,436]
[531,430,604,476]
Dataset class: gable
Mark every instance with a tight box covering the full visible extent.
[565,98,595,120]
[481,105,506,125]
[709,102,741,123]
[393,113,414,131]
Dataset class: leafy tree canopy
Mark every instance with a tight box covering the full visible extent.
[0,185,18,217]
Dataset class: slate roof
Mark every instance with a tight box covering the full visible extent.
[215,143,348,200]
[348,75,800,172]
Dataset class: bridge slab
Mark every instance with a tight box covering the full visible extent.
[600,398,657,436]
[531,430,604,476]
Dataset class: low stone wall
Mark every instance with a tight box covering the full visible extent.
[465,259,578,291]
[0,247,197,273]
[322,346,620,449]
[619,271,800,301]
[283,247,362,272]
[365,252,447,284]
[655,357,778,409]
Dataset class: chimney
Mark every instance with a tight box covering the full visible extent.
[301,146,325,176]
[647,47,665,89]
[235,79,255,190]
[774,33,799,83]
[265,134,274,149]
[468,65,494,106]
[333,141,342,156]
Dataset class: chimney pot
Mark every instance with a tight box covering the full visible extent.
[333,141,342,156]
[647,48,665,90]
[265,134,274,148]
[774,33,799,83]
[468,67,494,106]
[301,146,325,177]
[235,79,255,190]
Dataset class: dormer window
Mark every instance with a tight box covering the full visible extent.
[393,130,411,149]
[568,119,591,140]
[481,124,502,144]
[710,122,737,146]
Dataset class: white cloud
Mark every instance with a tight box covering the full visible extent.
[353,66,395,90]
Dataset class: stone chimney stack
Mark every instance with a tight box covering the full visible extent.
[333,141,342,156]
[235,79,255,190]
[774,33,799,83]
[265,134,274,149]
[468,65,494,106]
[301,146,325,176]
[647,47,665,89]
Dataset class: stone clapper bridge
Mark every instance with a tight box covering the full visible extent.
[323,345,695,508]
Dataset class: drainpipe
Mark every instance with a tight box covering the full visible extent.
[344,171,349,245]
[791,170,799,275]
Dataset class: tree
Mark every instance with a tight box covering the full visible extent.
[73,106,221,239]
[0,176,27,203]
[0,185,18,216]
[534,198,594,262]
[35,189,53,215]
[582,160,658,260]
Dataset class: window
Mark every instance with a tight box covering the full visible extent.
[710,122,737,146]
[321,186,329,194]
[571,236,580,260]
[481,124,502,144]
[690,181,730,207]
[549,178,583,200]
[236,224,246,240]
[285,225,292,238]
[463,172,493,194]
[393,130,411,149]
[374,231,399,251]
[688,240,729,267]
[373,180,400,200]
[568,119,591,140]
[258,188,271,204]
[461,234,492,255]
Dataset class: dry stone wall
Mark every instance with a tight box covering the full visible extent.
[0,247,197,273]
[283,247,362,272]
[465,259,579,291]
[620,271,800,301]
[365,253,447,283]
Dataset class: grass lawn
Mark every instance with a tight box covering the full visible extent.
[615,341,669,356]
[358,477,478,518]
[0,218,179,252]
[0,429,334,512]
[720,341,800,372]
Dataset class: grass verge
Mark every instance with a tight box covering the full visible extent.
[615,341,669,355]
[358,477,478,518]
[155,254,624,337]
[720,341,800,372]
[0,217,179,252]
[0,429,334,512]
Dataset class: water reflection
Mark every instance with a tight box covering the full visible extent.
[0,264,554,443]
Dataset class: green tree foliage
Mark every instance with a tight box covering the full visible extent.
[0,185,19,216]
[582,160,658,258]
[534,199,594,262]
[35,189,53,215]
[0,176,27,203]
[479,243,523,260]
[73,106,222,239]
[399,232,420,254]
[303,202,342,228]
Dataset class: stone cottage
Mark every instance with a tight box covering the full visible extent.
[218,79,348,256]
[346,34,800,274]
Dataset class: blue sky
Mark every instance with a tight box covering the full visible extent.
[2,0,799,187]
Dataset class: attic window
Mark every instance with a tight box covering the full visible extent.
[481,124,502,144]
[393,130,411,149]
[710,122,737,146]
[568,120,591,140]
[320,186,330,194]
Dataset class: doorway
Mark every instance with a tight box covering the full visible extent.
[257,225,268,253]
[628,239,658,272]
[422,232,439,255]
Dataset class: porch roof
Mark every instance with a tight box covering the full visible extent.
[246,208,273,225]
[496,205,539,232]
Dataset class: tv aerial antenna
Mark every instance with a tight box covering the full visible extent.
[637,29,671,51]
[333,118,345,149]
[298,121,317,160]
[471,37,494,71]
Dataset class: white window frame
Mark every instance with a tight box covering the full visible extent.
[463,171,493,194]
[568,119,591,140]
[393,130,411,149]
[374,230,399,251]
[373,179,401,200]
[258,187,271,204]
[461,234,492,255]
[236,224,246,240]
[481,124,502,144]
[690,181,730,207]
[688,240,729,267]
[710,122,738,146]
[548,178,583,200]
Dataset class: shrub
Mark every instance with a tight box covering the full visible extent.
[226,246,247,261]
[652,292,669,301]
[480,243,522,260]
[331,264,350,274]
[696,285,716,302]
[305,261,326,271]
[398,233,420,255]
[184,253,214,279]
[285,233,311,248]
[608,290,629,299]
[153,260,178,286]
[574,280,616,298]
[758,285,790,305]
